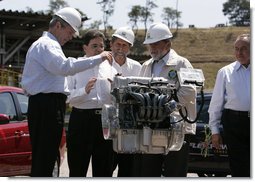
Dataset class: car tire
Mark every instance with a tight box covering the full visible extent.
[52,155,60,177]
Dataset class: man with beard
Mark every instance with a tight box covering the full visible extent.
[134,22,196,177]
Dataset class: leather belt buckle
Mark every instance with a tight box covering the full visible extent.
[95,110,102,115]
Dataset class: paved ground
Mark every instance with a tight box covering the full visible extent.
[59,151,197,178]
[60,151,118,177]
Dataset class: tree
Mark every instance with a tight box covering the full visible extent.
[127,1,157,36]
[223,0,250,26]
[128,5,142,35]
[161,7,182,28]
[25,7,34,13]
[46,0,88,29]
[47,0,69,14]
[140,0,158,34]
[88,20,103,30]
[96,0,116,35]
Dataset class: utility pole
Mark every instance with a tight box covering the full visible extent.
[176,0,179,31]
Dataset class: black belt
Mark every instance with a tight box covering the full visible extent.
[225,109,250,118]
[31,92,67,99]
[73,107,102,115]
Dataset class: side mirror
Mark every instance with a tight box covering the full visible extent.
[0,114,10,124]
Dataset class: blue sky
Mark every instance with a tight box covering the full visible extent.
[0,0,232,29]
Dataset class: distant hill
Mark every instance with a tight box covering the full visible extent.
[129,26,250,91]
[171,27,250,63]
[174,27,250,91]
[130,26,250,63]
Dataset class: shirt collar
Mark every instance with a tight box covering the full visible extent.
[162,51,170,64]
[113,58,128,67]
[153,51,170,64]
[43,31,58,42]
[234,61,250,71]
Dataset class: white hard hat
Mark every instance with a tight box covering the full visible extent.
[55,7,82,37]
[143,22,173,44]
[112,27,135,46]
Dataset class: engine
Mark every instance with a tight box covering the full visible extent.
[101,69,204,154]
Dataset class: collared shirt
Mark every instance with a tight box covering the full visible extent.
[112,58,142,76]
[67,57,141,109]
[208,61,251,134]
[152,54,169,77]
[21,31,103,96]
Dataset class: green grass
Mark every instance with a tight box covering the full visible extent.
[193,62,230,91]
[173,27,250,91]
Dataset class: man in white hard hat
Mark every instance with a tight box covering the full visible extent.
[134,22,196,177]
[110,27,142,177]
[66,27,141,177]
[110,27,141,75]
[21,7,112,177]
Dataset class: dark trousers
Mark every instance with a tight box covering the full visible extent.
[28,93,66,177]
[112,153,136,177]
[132,136,190,177]
[67,108,114,177]
[222,109,250,177]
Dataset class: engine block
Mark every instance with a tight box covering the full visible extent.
[102,76,186,154]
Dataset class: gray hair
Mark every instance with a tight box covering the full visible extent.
[235,34,250,44]
[49,15,70,28]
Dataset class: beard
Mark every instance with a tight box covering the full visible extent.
[113,52,127,58]
[151,53,162,61]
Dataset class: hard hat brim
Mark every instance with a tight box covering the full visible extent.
[143,36,173,44]
[72,27,79,37]
[143,39,156,44]
[112,34,133,46]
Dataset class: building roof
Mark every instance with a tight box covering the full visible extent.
[0,9,84,70]
[0,9,52,38]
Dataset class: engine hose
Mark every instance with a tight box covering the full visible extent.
[144,93,154,120]
[151,94,159,120]
[178,88,205,124]
[128,92,146,119]
[157,94,168,120]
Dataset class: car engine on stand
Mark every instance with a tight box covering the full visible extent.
[102,68,205,155]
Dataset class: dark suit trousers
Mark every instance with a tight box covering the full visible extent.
[28,93,66,177]
[67,107,114,177]
[222,109,250,177]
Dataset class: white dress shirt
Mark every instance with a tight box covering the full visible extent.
[151,54,170,77]
[208,61,251,134]
[21,31,104,96]
[67,57,141,109]
[112,57,142,76]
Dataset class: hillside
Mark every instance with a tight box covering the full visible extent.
[1,27,250,91]
[171,27,250,63]
[131,27,250,91]
[175,27,250,91]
